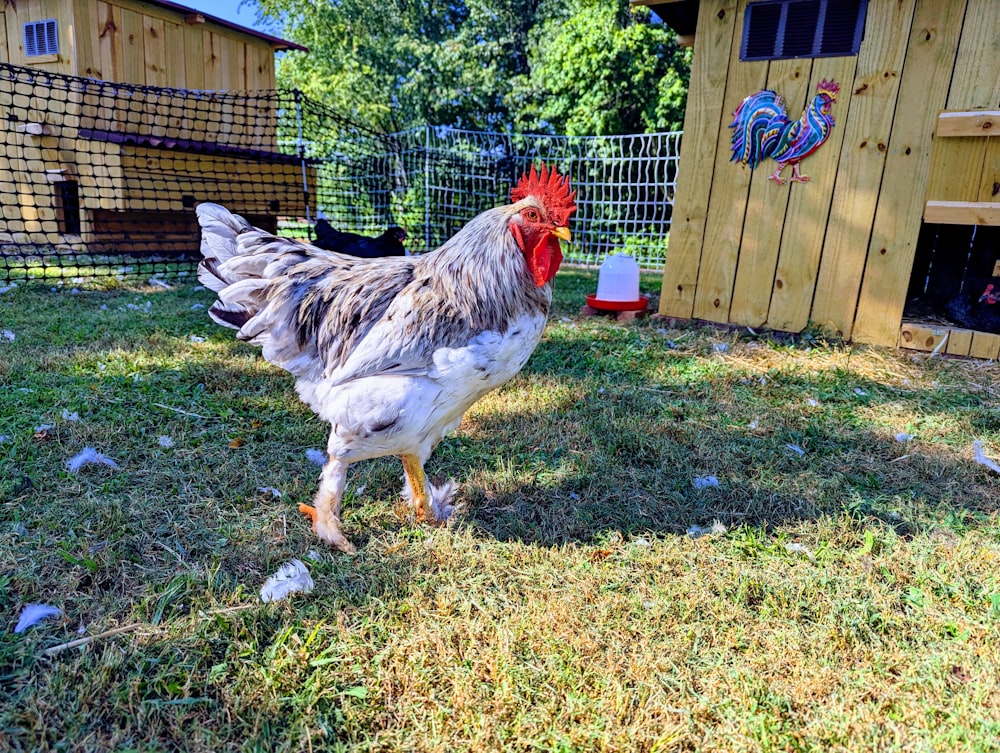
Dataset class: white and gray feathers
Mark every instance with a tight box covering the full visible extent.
[195,202,552,386]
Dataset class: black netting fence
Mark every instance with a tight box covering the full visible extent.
[0,61,679,282]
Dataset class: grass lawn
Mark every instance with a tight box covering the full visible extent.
[1,268,999,752]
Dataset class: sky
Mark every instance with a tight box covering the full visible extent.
[200,0,277,35]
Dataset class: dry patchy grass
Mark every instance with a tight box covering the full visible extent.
[1,270,999,752]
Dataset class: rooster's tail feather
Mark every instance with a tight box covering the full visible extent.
[196,203,252,291]
[196,203,278,332]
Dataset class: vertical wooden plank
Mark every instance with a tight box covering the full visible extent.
[765,56,858,333]
[658,0,738,319]
[182,22,205,89]
[852,0,967,346]
[96,1,123,84]
[4,4,28,65]
[0,6,10,63]
[728,56,812,327]
[692,0,769,323]
[203,29,224,89]
[222,35,243,90]
[3,0,22,65]
[924,0,1000,202]
[948,0,1000,108]
[143,16,168,87]
[162,19,186,88]
[72,0,102,78]
[120,8,145,85]
[809,0,919,338]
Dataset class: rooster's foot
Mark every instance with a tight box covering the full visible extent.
[767,174,787,185]
[401,460,461,525]
[298,503,356,553]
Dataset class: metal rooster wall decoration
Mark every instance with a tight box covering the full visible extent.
[730,79,840,185]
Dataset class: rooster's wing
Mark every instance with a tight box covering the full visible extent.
[197,204,469,387]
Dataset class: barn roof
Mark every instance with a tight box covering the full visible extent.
[145,0,308,52]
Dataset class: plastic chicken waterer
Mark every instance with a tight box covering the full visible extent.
[596,254,640,301]
[587,253,649,312]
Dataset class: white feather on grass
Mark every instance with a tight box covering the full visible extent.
[260,559,314,603]
[67,448,119,473]
[14,604,62,633]
[687,521,727,539]
[158,435,174,448]
[973,441,1000,474]
[306,449,327,466]
[692,475,719,489]
[2,329,15,342]
[61,410,80,422]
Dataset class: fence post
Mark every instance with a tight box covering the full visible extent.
[295,89,311,230]
[424,124,432,254]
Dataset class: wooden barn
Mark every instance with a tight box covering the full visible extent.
[638,0,1000,359]
[0,0,311,257]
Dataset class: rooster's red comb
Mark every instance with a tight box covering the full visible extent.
[510,163,577,226]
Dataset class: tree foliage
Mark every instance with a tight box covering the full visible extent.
[254,0,689,134]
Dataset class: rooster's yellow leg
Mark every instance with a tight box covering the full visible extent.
[401,454,433,522]
[306,455,356,553]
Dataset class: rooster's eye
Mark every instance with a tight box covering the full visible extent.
[524,209,539,221]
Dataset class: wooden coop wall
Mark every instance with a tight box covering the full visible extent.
[1,0,277,89]
[659,0,1000,356]
[0,1,307,258]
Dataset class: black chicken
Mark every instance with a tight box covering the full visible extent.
[313,219,407,258]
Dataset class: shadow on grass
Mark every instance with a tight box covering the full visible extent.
[436,328,998,546]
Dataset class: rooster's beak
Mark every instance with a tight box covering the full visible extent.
[552,227,572,242]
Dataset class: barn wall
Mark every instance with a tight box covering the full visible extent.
[658,0,996,348]
[0,1,303,256]
[1,0,278,89]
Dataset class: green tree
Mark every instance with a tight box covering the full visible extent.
[255,0,688,135]
[509,0,689,135]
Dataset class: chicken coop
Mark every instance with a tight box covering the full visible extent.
[640,0,1000,359]
[0,0,312,262]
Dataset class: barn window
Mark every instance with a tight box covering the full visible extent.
[23,19,59,57]
[741,0,867,61]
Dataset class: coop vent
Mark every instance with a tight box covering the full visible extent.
[23,19,59,57]
[741,0,867,61]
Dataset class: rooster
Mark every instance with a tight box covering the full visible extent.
[196,165,575,552]
[313,220,408,258]
[730,79,839,185]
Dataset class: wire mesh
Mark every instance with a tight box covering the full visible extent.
[0,61,679,282]
[393,126,680,269]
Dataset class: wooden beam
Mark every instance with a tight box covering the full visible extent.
[924,200,1000,225]
[936,110,1000,137]
[969,332,1000,360]
[899,323,949,352]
